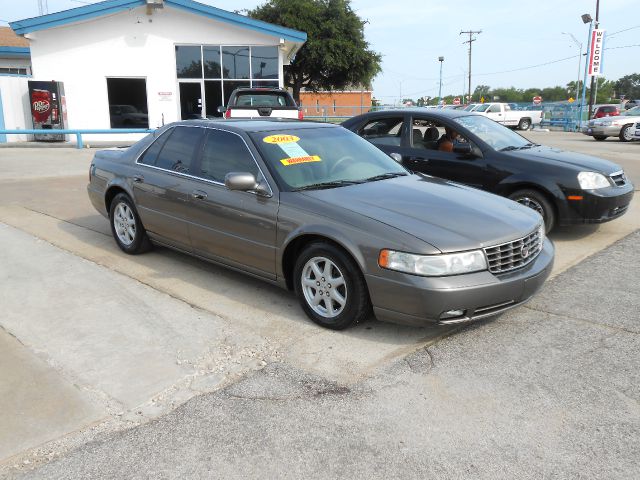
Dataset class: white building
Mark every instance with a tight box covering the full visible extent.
[5,0,306,142]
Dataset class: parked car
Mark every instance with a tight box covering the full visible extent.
[109,104,149,128]
[624,99,640,109]
[220,87,302,120]
[584,106,640,141]
[592,104,620,119]
[633,121,640,140]
[342,109,634,232]
[472,102,543,130]
[88,120,554,330]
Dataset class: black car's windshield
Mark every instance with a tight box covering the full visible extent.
[453,115,531,151]
[250,127,408,191]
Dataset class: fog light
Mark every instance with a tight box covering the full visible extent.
[440,309,465,319]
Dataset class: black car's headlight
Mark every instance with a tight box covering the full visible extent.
[378,249,487,276]
[577,171,610,189]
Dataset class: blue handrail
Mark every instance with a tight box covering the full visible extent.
[0,128,154,149]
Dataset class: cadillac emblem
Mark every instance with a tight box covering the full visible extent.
[521,246,530,259]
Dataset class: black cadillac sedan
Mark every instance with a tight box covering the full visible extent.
[342,109,634,232]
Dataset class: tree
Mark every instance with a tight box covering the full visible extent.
[473,85,491,99]
[248,0,382,102]
[614,73,640,100]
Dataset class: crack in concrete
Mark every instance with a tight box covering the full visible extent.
[21,206,111,237]
[523,304,639,335]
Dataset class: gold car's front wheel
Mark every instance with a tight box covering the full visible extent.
[294,242,371,330]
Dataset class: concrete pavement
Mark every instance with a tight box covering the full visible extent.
[9,231,639,480]
[0,132,638,475]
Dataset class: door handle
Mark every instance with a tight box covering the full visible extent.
[191,190,208,200]
[133,175,144,183]
[408,156,428,162]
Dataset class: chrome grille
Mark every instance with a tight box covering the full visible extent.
[484,228,543,274]
[610,170,627,187]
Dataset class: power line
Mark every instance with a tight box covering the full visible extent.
[606,25,640,38]
[475,54,579,77]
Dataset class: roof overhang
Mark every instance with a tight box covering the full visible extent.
[10,0,307,43]
[0,46,31,58]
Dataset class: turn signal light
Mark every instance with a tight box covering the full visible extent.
[298,108,304,120]
[567,195,583,201]
[378,249,390,268]
[224,109,231,119]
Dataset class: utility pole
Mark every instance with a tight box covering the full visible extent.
[460,30,481,103]
[37,0,48,15]
[587,0,600,119]
[438,56,444,105]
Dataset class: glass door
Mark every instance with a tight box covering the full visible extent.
[179,82,203,120]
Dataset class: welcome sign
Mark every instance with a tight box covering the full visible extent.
[588,29,605,76]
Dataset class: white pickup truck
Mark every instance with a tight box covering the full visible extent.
[472,102,543,130]
[220,88,303,120]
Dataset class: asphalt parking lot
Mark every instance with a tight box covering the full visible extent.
[0,130,639,478]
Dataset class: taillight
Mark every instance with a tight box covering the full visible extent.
[298,108,304,120]
[224,109,231,119]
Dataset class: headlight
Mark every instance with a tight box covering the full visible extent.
[379,249,487,276]
[577,171,610,189]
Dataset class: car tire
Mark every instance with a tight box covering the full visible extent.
[293,242,371,330]
[109,193,152,254]
[517,118,531,130]
[593,135,607,141]
[508,189,556,233]
[619,124,634,142]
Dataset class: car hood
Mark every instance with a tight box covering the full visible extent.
[505,145,622,174]
[298,175,541,253]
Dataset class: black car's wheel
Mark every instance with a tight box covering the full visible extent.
[619,124,634,142]
[517,118,531,130]
[593,135,607,141]
[109,193,152,254]
[508,189,555,233]
[294,242,371,330]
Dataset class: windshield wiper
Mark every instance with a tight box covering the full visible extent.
[500,145,519,151]
[293,180,364,191]
[518,142,540,149]
[363,172,408,182]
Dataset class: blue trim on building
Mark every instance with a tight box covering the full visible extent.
[0,47,31,58]
[166,0,307,42]
[10,0,307,42]
[10,0,145,35]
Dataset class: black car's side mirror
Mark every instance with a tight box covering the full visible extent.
[225,172,270,196]
[453,142,473,157]
[217,106,227,114]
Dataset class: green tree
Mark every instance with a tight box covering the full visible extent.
[248,0,382,102]
[614,73,640,100]
[595,78,615,103]
[473,85,491,99]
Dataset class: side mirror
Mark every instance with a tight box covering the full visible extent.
[389,153,403,163]
[217,106,227,114]
[453,142,473,156]
[224,172,270,196]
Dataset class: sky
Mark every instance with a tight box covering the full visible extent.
[1,0,639,104]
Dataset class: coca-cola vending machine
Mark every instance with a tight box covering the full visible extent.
[28,80,68,141]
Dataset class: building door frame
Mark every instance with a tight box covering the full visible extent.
[177,79,204,120]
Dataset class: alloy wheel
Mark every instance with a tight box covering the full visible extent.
[113,202,136,246]
[301,256,347,318]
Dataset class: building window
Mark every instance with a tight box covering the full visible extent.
[0,67,28,75]
[175,45,280,119]
[106,78,149,129]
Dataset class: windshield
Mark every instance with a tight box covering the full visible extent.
[453,115,531,151]
[473,104,491,112]
[235,92,293,107]
[622,106,640,116]
[250,127,408,191]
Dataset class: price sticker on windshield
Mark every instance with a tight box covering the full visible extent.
[280,155,322,166]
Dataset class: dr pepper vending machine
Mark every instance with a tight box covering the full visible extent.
[28,80,68,141]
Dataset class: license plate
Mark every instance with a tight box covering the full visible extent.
[635,129,640,136]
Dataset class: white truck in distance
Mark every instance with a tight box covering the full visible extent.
[220,88,303,120]
[473,102,543,130]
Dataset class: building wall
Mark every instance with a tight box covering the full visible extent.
[300,91,372,117]
[26,5,285,141]
[0,76,32,142]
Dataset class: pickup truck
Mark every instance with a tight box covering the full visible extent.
[472,102,543,130]
[220,87,303,120]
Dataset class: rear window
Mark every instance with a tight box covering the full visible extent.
[234,92,295,107]
[153,126,204,173]
[601,106,616,112]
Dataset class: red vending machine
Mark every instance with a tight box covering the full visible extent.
[28,80,68,141]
